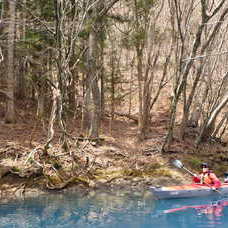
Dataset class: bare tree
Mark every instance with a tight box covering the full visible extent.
[82,0,120,138]
[124,0,173,141]
[45,0,91,150]
[196,88,228,145]
[5,0,16,123]
[162,0,228,149]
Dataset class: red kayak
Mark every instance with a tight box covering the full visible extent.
[150,183,228,199]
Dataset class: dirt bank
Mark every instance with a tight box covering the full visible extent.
[0,115,227,203]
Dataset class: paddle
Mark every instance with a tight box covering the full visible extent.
[173,160,196,176]
[172,159,222,194]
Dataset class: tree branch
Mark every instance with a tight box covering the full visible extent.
[99,0,121,17]
[182,50,228,61]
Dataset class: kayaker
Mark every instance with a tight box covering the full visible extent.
[192,163,221,190]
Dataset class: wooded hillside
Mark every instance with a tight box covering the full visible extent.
[0,0,228,194]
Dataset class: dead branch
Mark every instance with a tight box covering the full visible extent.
[182,50,228,62]
[106,111,138,122]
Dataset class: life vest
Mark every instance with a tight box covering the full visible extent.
[200,172,216,185]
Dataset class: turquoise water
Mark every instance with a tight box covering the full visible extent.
[0,190,228,228]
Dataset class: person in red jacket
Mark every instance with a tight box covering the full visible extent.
[192,163,221,190]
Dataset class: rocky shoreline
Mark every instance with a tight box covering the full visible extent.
[0,168,188,204]
[0,137,189,204]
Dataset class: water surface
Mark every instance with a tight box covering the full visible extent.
[0,189,228,228]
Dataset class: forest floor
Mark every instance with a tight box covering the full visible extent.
[0,99,228,203]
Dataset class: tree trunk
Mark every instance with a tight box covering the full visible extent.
[196,92,228,145]
[5,0,16,123]
[82,74,92,134]
[15,0,27,99]
[136,47,145,141]
[87,22,101,138]
[36,86,45,119]
[212,112,228,138]
[82,4,104,138]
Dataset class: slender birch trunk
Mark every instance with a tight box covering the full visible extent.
[5,0,16,123]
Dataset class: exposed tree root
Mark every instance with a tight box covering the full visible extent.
[45,175,90,190]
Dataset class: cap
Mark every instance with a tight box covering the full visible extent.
[201,163,208,168]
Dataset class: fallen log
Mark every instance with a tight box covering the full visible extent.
[106,111,138,123]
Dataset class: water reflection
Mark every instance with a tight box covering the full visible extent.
[157,197,228,228]
[164,198,228,216]
[0,190,228,228]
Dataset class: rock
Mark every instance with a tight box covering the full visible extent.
[132,177,141,182]
[0,166,11,178]
[24,188,45,198]
[89,180,96,188]
[97,178,107,184]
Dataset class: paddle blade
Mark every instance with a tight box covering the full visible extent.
[173,160,184,169]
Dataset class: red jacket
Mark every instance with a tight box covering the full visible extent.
[192,171,221,188]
